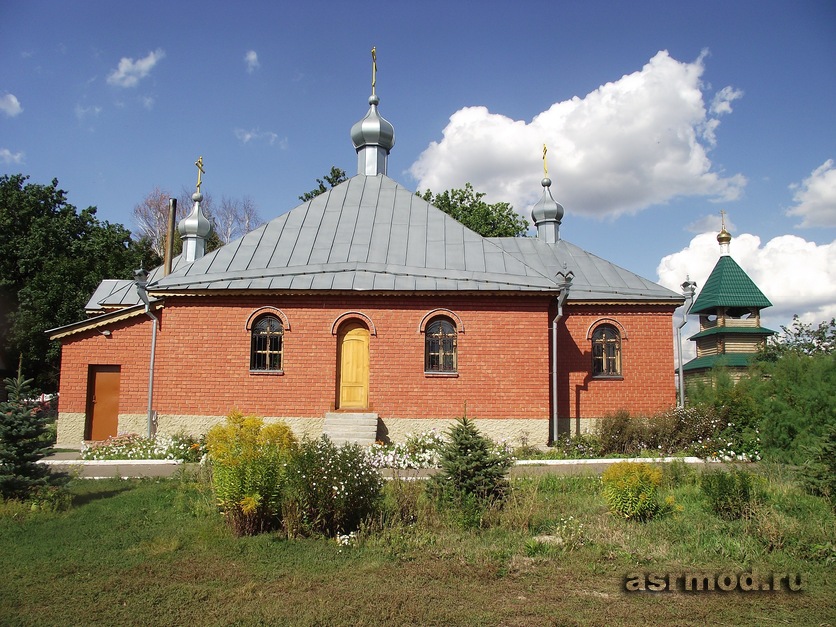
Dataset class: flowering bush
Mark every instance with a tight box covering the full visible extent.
[283,436,383,537]
[367,429,446,469]
[598,406,726,457]
[81,432,206,462]
[205,411,298,536]
[601,462,664,521]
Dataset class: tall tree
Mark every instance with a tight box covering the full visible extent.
[299,166,348,202]
[0,174,142,391]
[132,186,185,259]
[420,183,528,238]
[213,195,263,245]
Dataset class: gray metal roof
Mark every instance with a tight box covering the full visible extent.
[87,173,679,303]
[488,237,681,302]
[87,254,190,310]
[152,175,560,293]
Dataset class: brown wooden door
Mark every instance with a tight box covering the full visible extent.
[87,366,120,440]
[337,322,370,409]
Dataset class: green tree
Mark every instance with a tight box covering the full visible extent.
[420,183,528,237]
[298,166,348,202]
[0,362,63,500]
[758,315,835,361]
[0,174,143,391]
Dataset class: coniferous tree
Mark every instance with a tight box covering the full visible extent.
[0,362,58,500]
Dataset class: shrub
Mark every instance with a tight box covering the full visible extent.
[205,411,297,536]
[549,433,603,459]
[283,436,383,537]
[428,417,514,524]
[800,423,836,506]
[700,468,754,520]
[0,366,67,501]
[601,462,663,521]
[598,407,725,458]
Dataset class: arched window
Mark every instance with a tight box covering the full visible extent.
[425,317,457,373]
[592,324,621,377]
[250,315,283,371]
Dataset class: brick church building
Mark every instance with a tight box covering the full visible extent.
[50,85,684,448]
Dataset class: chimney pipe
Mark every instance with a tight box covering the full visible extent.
[163,198,176,276]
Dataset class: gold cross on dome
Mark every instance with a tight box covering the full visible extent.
[195,156,205,193]
[371,46,377,95]
[543,144,549,177]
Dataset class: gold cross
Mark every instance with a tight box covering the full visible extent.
[195,156,205,193]
[543,144,549,177]
[371,46,377,95]
[720,209,727,230]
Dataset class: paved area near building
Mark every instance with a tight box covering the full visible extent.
[40,451,720,479]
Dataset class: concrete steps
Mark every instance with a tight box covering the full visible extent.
[323,412,378,446]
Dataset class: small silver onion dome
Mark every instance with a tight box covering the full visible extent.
[531,178,564,224]
[178,192,212,239]
[351,94,395,153]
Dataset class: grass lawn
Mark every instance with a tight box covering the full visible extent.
[1,467,834,626]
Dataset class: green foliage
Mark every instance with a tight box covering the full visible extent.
[0,174,145,390]
[420,183,528,237]
[283,436,383,537]
[700,468,754,520]
[758,315,835,361]
[205,410,298,536]
[428,417,514,524]
[800,423,836,506]
[0,365,68,501]
[298,166,348,202]
[601,462,663,521]
[597,406,724,457]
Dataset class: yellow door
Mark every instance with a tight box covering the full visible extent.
[337,322,370,409]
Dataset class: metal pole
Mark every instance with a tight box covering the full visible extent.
[677,278,697,407]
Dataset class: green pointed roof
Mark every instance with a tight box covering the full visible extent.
[690,255,772,315]
[681,353,756,372]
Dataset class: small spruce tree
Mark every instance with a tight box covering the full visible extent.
[430,415,513,508]
[0,361,56,500]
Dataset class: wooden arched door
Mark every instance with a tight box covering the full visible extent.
[337,321,370,409]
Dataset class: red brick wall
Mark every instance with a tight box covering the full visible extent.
[557,303,678,418]
[57,295,677,423]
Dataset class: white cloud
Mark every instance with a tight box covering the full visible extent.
[786,159,836,228]
[245,50,259,74]
[107,49,165,88]
[410,50,746,219]
[710,86,744,116]
[142,96,155,110]
[0,148,24,164]
[0,93,23,117]
[234,127,285,147]
[685,212,736,234]
[657,230,836,353]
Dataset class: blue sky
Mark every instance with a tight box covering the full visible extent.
[2,0,834,348]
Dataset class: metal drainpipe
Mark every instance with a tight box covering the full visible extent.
[551,271,573,444]
[677,278,697,407]
[135,269,158,438]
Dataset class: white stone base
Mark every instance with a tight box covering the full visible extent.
[56,411,603,448]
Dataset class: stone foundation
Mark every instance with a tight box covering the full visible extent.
[56,411,603,448]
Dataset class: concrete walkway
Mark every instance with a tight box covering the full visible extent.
[39,451,720,479]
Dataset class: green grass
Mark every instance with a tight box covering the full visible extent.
[1,467,834,626]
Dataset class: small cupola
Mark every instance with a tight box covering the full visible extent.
[350,48,395,176]
[717,210,732,256]
[531,145,564,243]
[178,156,212,262]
